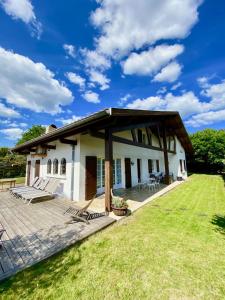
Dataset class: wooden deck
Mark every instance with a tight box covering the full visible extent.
[0,191,115,281]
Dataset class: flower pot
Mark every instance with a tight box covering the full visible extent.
[112,206,128,216]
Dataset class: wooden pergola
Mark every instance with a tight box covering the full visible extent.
[12,108,193,212]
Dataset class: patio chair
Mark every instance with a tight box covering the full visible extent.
[17,178,50,198]
[0,228,6,249]
[10,176,39,194]
[11,177,43,197]
[22,179,60,205]
[64,195,107,225]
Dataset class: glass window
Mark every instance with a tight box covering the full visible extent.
[60,158,66,175]
[116,159,122,184]
[53,159,58,174]
[47,159,51,174]
[97,158,102,188]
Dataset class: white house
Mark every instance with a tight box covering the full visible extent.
[13,108,192,211]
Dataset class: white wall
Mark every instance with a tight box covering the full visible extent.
[25,131,187,202]
[78,131,186,200]
[25,135,80,201]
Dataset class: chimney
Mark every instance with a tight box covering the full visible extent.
[45,124,57,134]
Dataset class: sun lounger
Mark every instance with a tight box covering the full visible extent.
[22,179,60,205]
[63,195,108,225]
[10,176,39,194]
[11,177,43,196]
[17,178,50,198]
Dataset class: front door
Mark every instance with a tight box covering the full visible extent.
[85,156,97,200]
[125,158,132,188]
[35,160,40,178]
[26,161,31,185]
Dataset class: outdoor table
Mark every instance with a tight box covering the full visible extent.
[0,179,16,190]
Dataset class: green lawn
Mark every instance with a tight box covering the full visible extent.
[1,174,225,299]
[15,177,25,184]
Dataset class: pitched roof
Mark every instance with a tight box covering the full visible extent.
[12,108,193,154]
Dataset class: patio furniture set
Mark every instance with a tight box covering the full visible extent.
[136,172,173,191]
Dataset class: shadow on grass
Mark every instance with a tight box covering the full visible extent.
[211,214,225,235]
[0,240,83,297]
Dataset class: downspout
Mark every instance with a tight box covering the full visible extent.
[71,144,75,200]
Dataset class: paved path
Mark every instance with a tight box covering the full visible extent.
[0,192,115,281]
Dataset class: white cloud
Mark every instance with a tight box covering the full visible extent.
[81,48,111,71]
[0,102,20,118]
[117,93,131,106]
[0,0,42,38]
[3,121,27,128]
[153,61,182,83]
[91,0,202,58]
[58,115,83,126]
[82,91,100,103]
[63,44,75,58]
[201,80,225,111]
[157,87,167,95]
[122,44,184,76]
[127,91,208,118]
[197,76,210,89]
[65,72,85,90]
[0,47,73,114]
[88,69,110,90]
[186,110,225,127]
[171,82,182,90]
[0,127,24,140]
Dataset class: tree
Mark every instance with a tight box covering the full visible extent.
[0,147,9,157]
[189,129,225,173]
[16,125,45,145]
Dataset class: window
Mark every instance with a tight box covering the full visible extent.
[60,158,66,175]
[116,159,122,184]
[53,159,58,174]
[180,159,183,172]
[156,160,160,172]
[97,158,121,190]
[47,159,52,174]
[97,158,105,189]
[184,160,187,171]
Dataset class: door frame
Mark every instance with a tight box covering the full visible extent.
[35,160,41,178]
[26,161,31,186]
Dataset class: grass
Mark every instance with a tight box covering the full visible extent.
[1,174,225,299]
[15,177,25,184]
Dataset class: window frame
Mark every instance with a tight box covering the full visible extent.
[53,158,59,175]
[60,158,67,175]
[47,159,52,174]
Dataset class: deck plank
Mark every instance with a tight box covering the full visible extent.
[0,191,115,281]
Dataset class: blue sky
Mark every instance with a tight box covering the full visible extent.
[0,0,225,147]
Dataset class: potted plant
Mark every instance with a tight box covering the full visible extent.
[111,197,128,216]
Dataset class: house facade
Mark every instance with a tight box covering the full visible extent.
[13,108,192,211]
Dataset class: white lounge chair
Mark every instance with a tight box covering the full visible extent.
[22,179,60,205]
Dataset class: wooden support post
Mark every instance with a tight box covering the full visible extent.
[105,129,113,212]
[162,124,170,185]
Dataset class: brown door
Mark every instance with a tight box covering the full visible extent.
[137,159,141,182]
[156,160,160,172]
[35,160,40,178]
[148,159,153,174]
[125,158,132,188]
[85,156,97,200]
[26,161,31,185]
